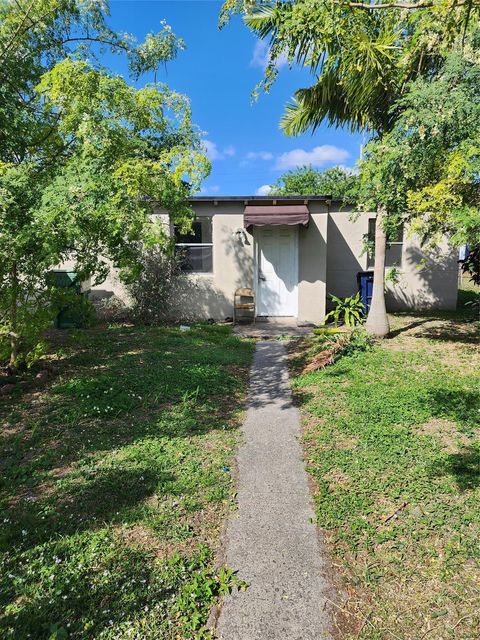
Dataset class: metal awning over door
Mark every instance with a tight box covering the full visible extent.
[244,204,309,229]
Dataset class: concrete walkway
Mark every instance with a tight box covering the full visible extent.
[216,341,332,640]
[233,318,315,339]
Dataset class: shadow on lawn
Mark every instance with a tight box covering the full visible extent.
[1,464,175,552]
[415,325,479,345]
[289,352,480,438]
[387,311,479,344]
[2,541,173,640]
[429,388,480,431]
[0,325,250,553]
[0,521,209,640]
[433,445,480,491]
[387,318,431,338]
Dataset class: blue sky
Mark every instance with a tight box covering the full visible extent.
[107,0,362,195]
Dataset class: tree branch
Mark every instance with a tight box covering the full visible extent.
[0,330,20,339]
[29,116,61,150]
[335,0,478,9]
[60,36,132,55]
[0,0,37,62]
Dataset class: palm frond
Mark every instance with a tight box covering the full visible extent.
[244,4,281,35]
[281,77,367,136]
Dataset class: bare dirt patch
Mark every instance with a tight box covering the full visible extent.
[386,315,479,363]
[415,418,472,453]
[324,468,352,491]
[335,435,360,450]
[118,523,182,559]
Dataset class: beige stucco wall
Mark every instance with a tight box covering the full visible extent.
[171,201,255,320]
[386,234,458,311]
[327,209,458,310]
[65,200,457,321]
[326,209,368,300]
[170,200,328,322]
[68,202,254,320]
[298,207,328,323]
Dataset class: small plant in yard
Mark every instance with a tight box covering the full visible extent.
[0,288,94,381]
[0,283,56,371]
[324,292,365,327]
[339,327,375,357]
[464,291,480,321]
[172,550,247,637]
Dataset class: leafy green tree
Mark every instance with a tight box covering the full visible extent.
[270,165,359,204]
[0,1,208,367]
[221,0,479,335]
[359,41,480,250]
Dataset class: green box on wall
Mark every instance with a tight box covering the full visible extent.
[48,270,87,329]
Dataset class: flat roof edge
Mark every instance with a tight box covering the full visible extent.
[188,195,332,202]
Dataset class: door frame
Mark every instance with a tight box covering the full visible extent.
[254,225,299,317]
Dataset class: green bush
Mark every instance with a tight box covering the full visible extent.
[339,327,375,357]
[57,293,96,329]
[324,292,365,327]
[127,248,185,325]
[464,291,480,320]
[0,291,56,369]
[0,288,95,369]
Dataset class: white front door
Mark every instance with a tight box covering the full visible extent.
[256,226,298,316]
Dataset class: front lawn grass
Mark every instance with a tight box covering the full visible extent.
[0,324,253,639]
[290,313,479,639]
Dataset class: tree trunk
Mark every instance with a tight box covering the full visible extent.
[9,263,19,369]
[365,208,390,337]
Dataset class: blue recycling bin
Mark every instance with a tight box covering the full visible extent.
[357,271,374,312]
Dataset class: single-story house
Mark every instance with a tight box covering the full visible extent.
[87,195,459,324]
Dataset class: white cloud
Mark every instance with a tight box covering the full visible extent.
[256,184,273,196]
[202,140,222,161]
[274,145,350,170]
[247,151,274,161]
[201,140,236,161]
[250,40,288,71]
[199,184,221,194]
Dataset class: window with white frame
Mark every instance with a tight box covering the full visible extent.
[367,219,404,269]
[175,217,213,273]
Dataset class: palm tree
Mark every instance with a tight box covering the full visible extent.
[235,0,472,336]
[364,208,390,336]
[242,5,407,336]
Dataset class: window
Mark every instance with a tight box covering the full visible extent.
[175,217,213,273]
[367,219,403,269]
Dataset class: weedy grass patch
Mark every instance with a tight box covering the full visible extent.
[289,312,480,639]
[0,324,253,639]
